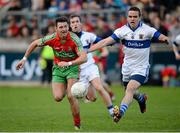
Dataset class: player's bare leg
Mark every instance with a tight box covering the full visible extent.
[103,81,115,101]
[67,78,81,130]
[123,82,147,113]
[52,82,66,102]
[100,71,115,101]
[113,80,140,122]
[91,77,114,116]
[85,84,97,102]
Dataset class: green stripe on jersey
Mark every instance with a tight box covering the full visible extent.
[40,33,56,45]
[70,32,83,52]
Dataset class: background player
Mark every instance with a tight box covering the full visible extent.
[69,14,114,117]
[93,47,115,101]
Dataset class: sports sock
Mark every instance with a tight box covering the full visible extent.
[107,105,114,116]
[120,104,128,116]
[133,93,144,103]
[109,92,113,97]
[73,113,80,126]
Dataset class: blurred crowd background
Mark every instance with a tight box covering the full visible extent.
[0,0,180,86]
[0,0,179,41]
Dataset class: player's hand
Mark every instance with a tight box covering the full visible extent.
[165,40,170,45]
[175,53,180,60]
[58,61,69,67]
[163,37,170,45]
[16,59,26,70]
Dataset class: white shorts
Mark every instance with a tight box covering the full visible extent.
[122,65,150,84]
[79,64,100,88]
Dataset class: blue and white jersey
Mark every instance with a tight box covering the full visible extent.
[78,31,101,69]
[111,22,161,75]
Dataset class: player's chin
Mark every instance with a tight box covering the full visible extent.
[62,32,68,36]
[74,28,78,32]
[130,22,135,25]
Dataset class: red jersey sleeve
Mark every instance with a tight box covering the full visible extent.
[39,33,56,47]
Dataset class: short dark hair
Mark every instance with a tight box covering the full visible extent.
[69,14,81,22]
[55,16,69,26]
[128,7,141,17]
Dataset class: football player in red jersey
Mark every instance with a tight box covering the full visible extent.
[16,16,87,130]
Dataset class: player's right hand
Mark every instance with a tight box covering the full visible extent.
[16,59,26,70]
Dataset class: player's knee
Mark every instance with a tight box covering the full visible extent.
[126,87,136,95]
[91,97,97,102]
[96,86,105,94]
[54,96,63,102]
[87,96,97,102]
[67,94,74,101]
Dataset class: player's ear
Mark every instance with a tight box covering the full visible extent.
[54,24,57,31]
[54,27,57,32]
[54,26,56,31]
[80,23,83,28]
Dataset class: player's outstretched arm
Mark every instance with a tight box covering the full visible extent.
[158,34,180,60]
[16,39,42,70]
[88,37,115,53]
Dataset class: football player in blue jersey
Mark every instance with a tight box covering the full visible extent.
[88,6,170,123]
[69,14,115,118]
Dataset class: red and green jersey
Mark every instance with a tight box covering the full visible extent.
[39,32,83,65]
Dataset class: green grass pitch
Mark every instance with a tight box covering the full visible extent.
[0,84,180,132]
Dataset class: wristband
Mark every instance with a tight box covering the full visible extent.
[68,61,72,66]
[22,56,27,61]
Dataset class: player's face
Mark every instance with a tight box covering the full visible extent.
[56,22,69,39]
[70,17,82,33]
[127,11,141,29]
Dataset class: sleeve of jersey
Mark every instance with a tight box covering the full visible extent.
[39,34,55,46]
[94,36,102,43]
[150,27,161,41]
[110,29,121,42]
[89,32,102,43]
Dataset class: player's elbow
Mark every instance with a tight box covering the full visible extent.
[29,40,39,49]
